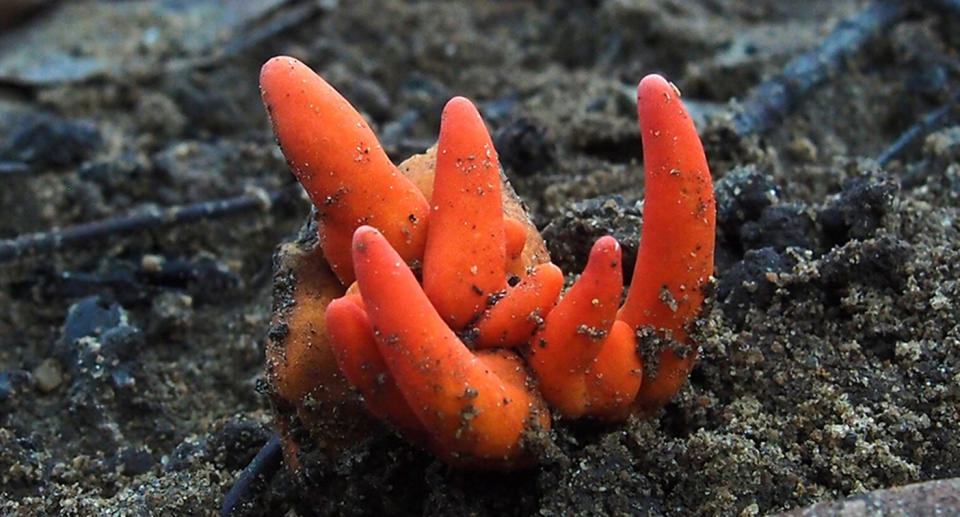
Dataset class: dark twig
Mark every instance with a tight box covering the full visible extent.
[0,185,302,264]
[876,86,960,166]
[0,161,30,177]
[219,433,283,517]
[733,0,910,136]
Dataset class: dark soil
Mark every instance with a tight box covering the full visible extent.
[1,1,959,516]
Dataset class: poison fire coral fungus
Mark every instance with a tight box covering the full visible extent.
[261,56,714,469]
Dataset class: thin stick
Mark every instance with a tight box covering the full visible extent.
[219,433,283,517]
[0,185,302,264]
[0,161,30,177]
[733,0,910,136]
[876,86,960,166]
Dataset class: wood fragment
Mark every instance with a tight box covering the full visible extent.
[0,161,30,176]
[218,434,283,517]
[0,185,301,264]
[733,0,909,136]
[876,86,960,166]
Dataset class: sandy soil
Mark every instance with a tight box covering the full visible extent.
[0,1,958,515]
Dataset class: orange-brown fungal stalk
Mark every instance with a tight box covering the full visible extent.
[262,57,715,469]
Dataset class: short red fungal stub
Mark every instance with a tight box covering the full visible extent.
[529,236,625,417]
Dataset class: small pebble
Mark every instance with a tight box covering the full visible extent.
[141,254,166,273]
[33,358,64,393]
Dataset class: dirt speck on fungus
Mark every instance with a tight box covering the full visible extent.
[1,1,960,516]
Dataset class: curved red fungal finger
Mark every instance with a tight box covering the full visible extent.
[351,226,546,465]
[620,73,715,341]
[472,263,564,349]
[529,236,623,417]
[423,97,507,330]
[584,320,642,421]
[618,74,715,410]
[260,56,430,284]
[325,296,426,440]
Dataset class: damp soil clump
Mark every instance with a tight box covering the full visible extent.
[1,1,960,515]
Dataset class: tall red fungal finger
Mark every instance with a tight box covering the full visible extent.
[351,226,546,465]
[423,97,507,330]
[529,236,623,417]
[260,56,429,284]
[620,74,715,338]
[619,74,715,411]
[472,263,564,349]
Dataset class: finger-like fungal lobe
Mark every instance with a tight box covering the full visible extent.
[260,56,430,284]
[619,74,715,414]
[423,97,508,330]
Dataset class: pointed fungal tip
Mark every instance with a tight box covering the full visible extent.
[637,74,670,98]
[593,235,621,254]
[259,55,300,88]
[352,225,380,250]
[441,96,482,124]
